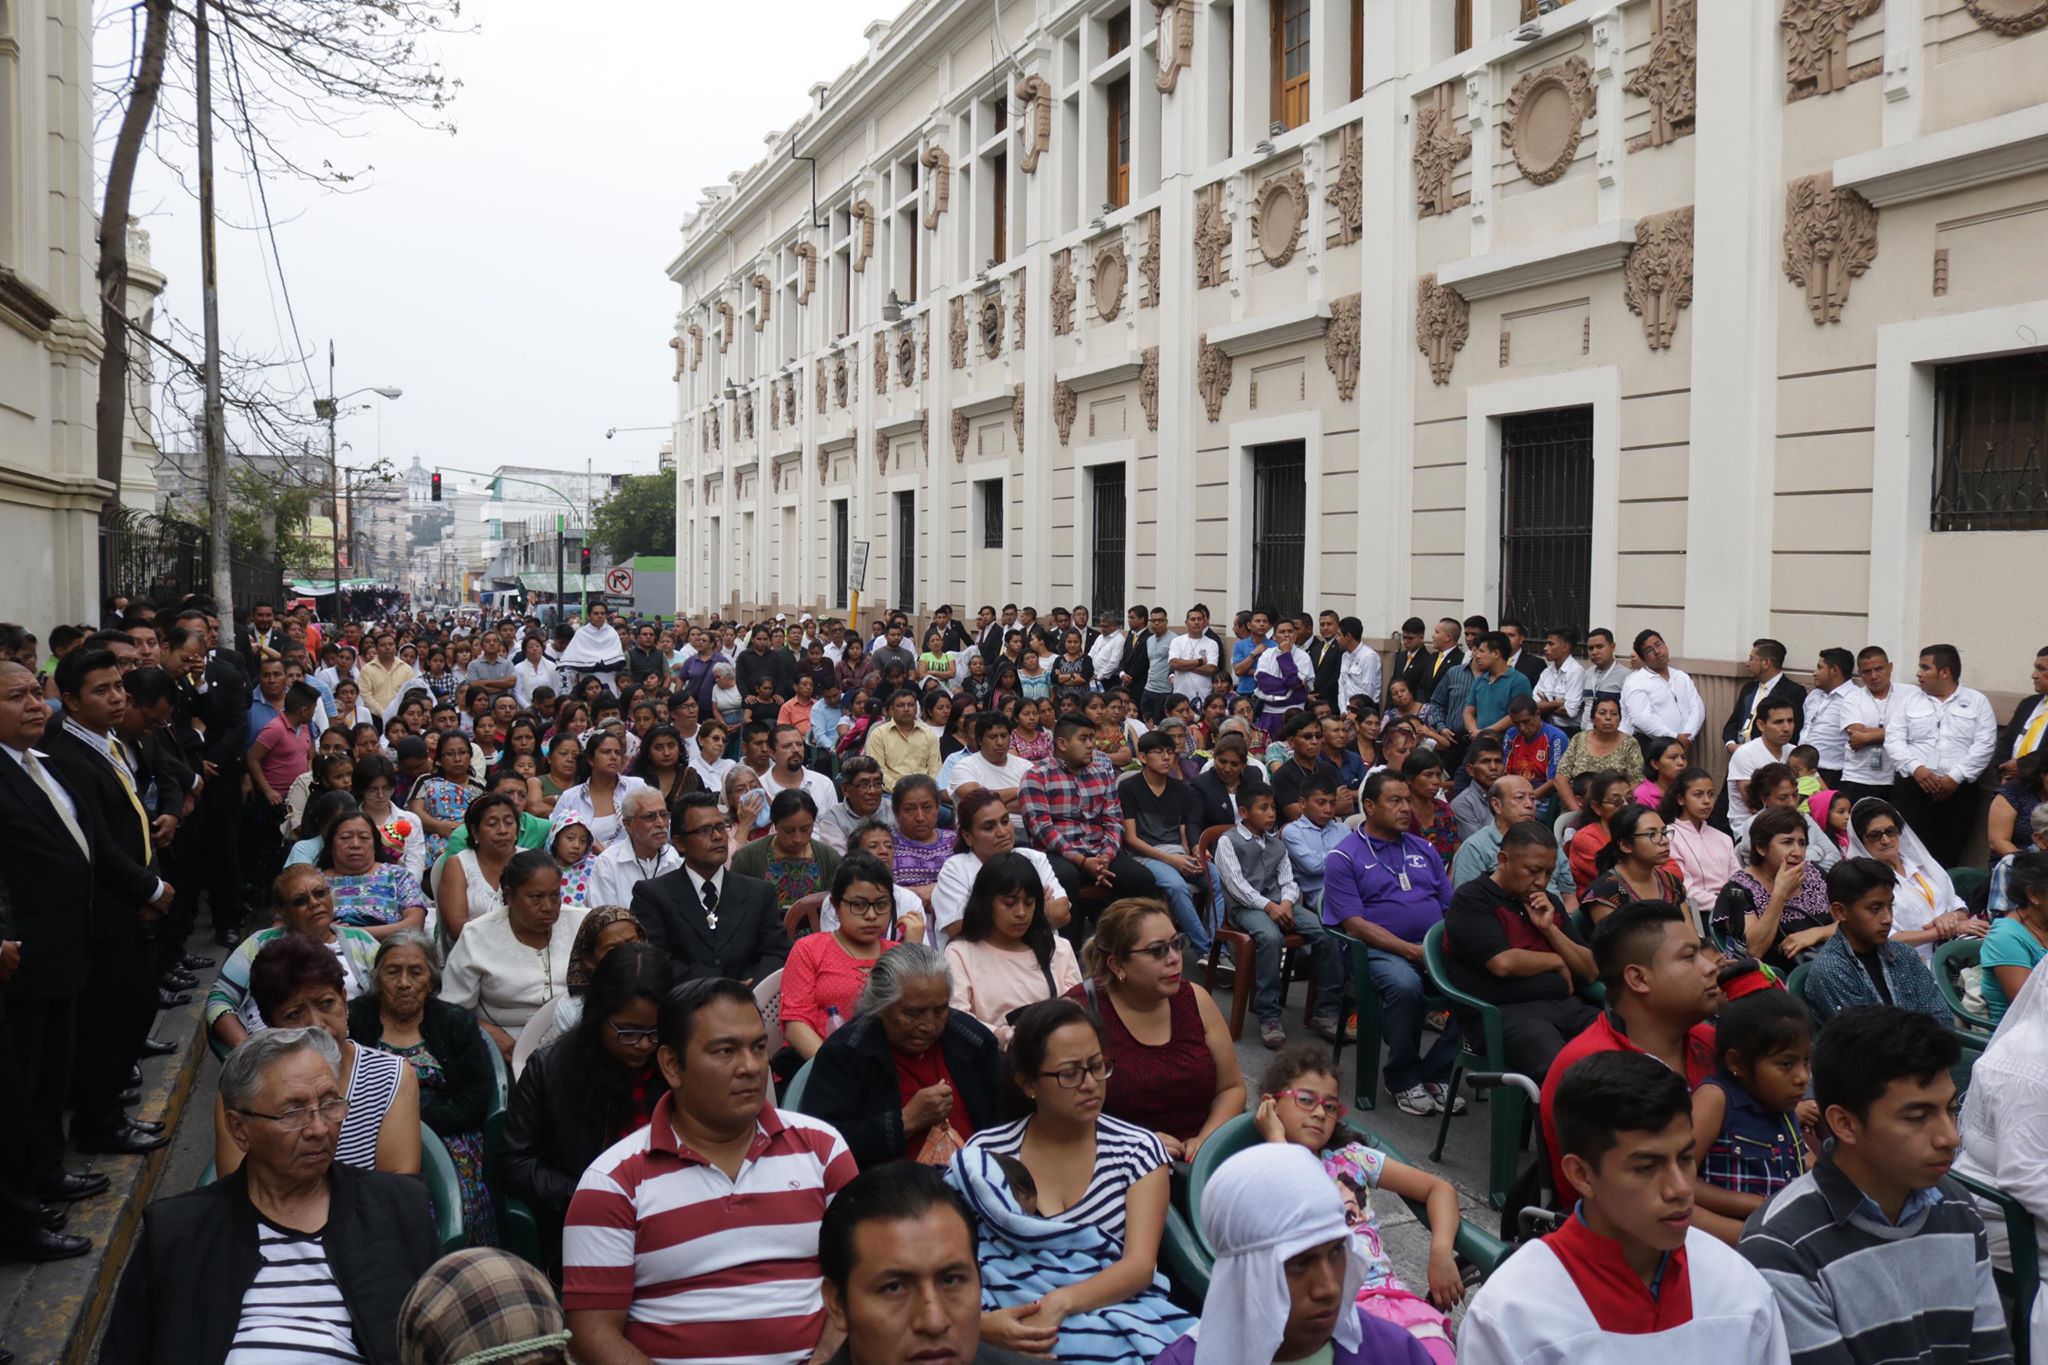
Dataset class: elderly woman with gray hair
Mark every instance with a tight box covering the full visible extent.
[103,1028,438,1365]
[800,941,1004,1169]
[349,931,498,1246]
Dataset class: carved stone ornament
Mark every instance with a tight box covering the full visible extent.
[850,200,875,272]
[1153,0,1195,93]
[1414,83,1471,216]
[1503,56,1596,187]
[751,274,772,330]
[875,335,890,395]
[1015,75,1053,174]
[980,291,1005,360]
[1416,274,1471,386]
[1962,0,2048,34]
[1195,185,1231,289]
[716,301,735,351]
[920,146,951,230]
[1626,0,1697,151]
[952,410,970,463]
[709,411,721,451]
[1782,0,1881,100]
[1052,382,1078,445]
[1140,212,1162,308]
[1014,269,1027,352]
[1197,335,1232,422]
[897,326,916,388]
[949,297,968,370]
[784,374,799,427]
[669,335,684,380]
[794,242,818,304]
[1254,169,1308,268]
[832,352,849,408]
[1139,345,1160,431]
[1783,172,1879,326]
[1326,293,1362,401]
[741,390,754,440]
[1624,206,1695,350]
[1094,242,1128,323]
[815,363,827,417]
[1329,125,1364,245]
[1051,252,1077,335]
[769,381,779,431]
[687,323,704,370]
[1011,383,1026,448]
[818,443,829,487]
[920,321,930,380]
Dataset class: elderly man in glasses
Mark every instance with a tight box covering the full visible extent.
[102,1026,438,1365]
[583,787,681,909]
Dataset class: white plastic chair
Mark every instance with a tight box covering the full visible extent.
[755,969,786,1055]
[511,995,563,1081]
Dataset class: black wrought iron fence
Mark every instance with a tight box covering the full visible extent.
[99,505,284,616]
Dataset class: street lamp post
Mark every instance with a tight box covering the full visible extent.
[317,340,401,621]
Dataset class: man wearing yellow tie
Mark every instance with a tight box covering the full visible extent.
[2001,646,2048,784]
[41,649,176,1157]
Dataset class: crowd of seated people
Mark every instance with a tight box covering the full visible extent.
[7,601,2046,1365]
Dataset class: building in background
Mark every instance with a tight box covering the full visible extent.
[118,222,168,508]
[668,0,2048,700]
[0,0,107,625]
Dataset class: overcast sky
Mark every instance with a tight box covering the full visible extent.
[108,0,873,493]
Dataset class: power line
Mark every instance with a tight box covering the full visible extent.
[218,18,317,402]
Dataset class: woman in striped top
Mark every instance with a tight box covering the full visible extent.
[962,998,1175,1356]
[216,934,420,1179]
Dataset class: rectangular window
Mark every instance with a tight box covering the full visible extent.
[831,499,849,606]
[895,490,918,612]
[991,151,1009,265]
[1455,0,1472,54]
[1091,465,1128,623]
[1250,443,1306,620]
[1933,351,2048,532]
[981,479,1005,548]
[1272,0,1311,130]
[1350,0,1363,101]
[1107,77,1132,209]
[1108,7,1131,54]
[1498,407,1595,637]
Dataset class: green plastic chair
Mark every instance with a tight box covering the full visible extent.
[1935,937,1993,1034]
[782,1056,817,1113]
[483,1109,544,1266]
[1420,922,1523,1210]
[1330,935,1452,1114]
[1952,867,1991,907]
[1178,1113,1509,1296]
[487,1041,511,1119]
[1951,1168,2039,1365]
[1786,961,1812,1005]
[421,1125,466,1252]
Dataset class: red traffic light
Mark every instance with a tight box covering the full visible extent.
[579,547,592,572]
[430,471,442,502]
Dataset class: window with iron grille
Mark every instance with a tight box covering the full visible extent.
[1933,352,2048,532]
[1091,465,1128,623]
[1251,443,1306,620]
[1498,407,1594,639]
[831,499,849,607]
[981,479,1005,548]
[895,491,917,613]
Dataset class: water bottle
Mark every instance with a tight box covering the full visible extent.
[825,1006,843,1037]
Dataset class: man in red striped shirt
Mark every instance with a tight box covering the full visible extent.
[564,978,858,1365]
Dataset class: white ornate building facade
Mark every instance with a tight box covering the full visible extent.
[1,0,107,627]
[669,0,2048,686]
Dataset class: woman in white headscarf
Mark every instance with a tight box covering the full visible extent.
[554,602,626,687]
[1956,953,2048,1363]
[1846,796,1982,962]
[1150,1143,1435,1365]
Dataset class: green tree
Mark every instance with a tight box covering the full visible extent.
[226,466,319,572]
[589,475,677,560]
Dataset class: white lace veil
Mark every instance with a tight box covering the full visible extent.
[1844,796,1962,937]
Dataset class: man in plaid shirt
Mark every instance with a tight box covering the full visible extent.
[1018,715,1159,904]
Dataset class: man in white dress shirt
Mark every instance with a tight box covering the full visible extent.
[1726,698,1798,842]
[1618,629,1704,744]
[1166,605,1221,706]
[1885,643,1999,868]
[1334,616,1383,713]
[1802,648,1858,787]
[1086,612,1127,692]
[1839,646,1916,806]
[1533,628,1588,735]
[584,786,683,909]
[1577,627,1631,730]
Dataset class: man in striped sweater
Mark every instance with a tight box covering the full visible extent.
[1739,1006,2012,1365]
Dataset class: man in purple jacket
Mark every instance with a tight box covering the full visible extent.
[1323,769,1463,1118]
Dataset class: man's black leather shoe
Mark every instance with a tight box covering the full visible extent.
[138,1036,178,1058]
[74,1125,169,1156]
[157,988,192,1010]
[125,1116,165,1136]
[39,1172,110,1202]
[214,926,243,950]
[1,1229,92,1264]
[160,969,198,991]
[37,1203,68,1232]
[180,952,216,971]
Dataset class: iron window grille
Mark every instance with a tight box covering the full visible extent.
[1091,465,1128,624]
[1932,352,2048,532]
[981,479,1005,549]
[1498,407,1594,639]
[1250,443,1307,621]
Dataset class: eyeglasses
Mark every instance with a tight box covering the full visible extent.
[1273,1088,1348,1119]
[1038,1057,1114,1088]
[1864,825,1900,843]
[1637,826,1672,841]
[1127,934,1190,962]
[283,886,333,909]
[608,1020,660,1045]
[839,896,893,919]
[236,1096,348,1131]
[681,820,730,839]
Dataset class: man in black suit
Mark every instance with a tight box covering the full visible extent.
[0,661,162,1243]
[172,608,251,946]
[1306,611,1345,708]
[1500,619,1546,688]
[1720,637,1807,755]
[2000,645,2048,783]
[40,650,175,1156]
[631,792,790,986]
[1385,616,1435,708]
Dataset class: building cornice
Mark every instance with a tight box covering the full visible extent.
[0,267,62,341]
[1207,304,1332,358]
[1435,221,1639,301]
[1834,104,2048,209]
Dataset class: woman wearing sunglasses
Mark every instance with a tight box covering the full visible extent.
[1255,1043,1464,1359]
[1847,797,1982,961]
[1067,899,1246,1165]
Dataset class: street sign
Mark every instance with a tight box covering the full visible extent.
[605,594,634,609]
[605,566,635,595]
[848,539,871,593]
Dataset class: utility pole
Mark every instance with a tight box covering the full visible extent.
[324,340,342,616]
[556,514,565,627]
[195,0,231,612]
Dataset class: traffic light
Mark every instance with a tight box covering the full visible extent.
[430,471,442,502]
[579,546,592,574]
